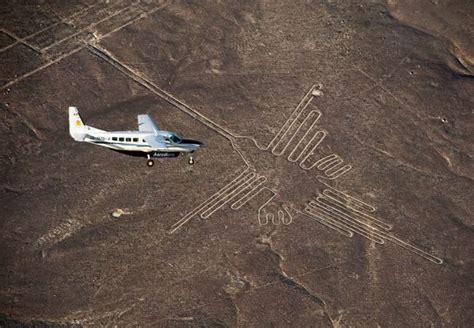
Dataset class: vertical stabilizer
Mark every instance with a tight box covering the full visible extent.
[69,106,86,141]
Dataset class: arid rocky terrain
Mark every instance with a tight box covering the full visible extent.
[1,0,473,327]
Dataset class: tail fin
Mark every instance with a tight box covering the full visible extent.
[69,106,86,141]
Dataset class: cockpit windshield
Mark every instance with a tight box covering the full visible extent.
[169,135,181,143]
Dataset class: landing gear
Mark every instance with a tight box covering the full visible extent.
[146,154,154,167]
[188,152,195,165]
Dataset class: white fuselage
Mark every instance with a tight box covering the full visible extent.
[83,129,197,153]
[68,107,202,158]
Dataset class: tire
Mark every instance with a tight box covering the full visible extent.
[147,159,154,167]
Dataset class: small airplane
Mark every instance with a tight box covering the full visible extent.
[68,106,203,167]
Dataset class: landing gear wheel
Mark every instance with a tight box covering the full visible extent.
[188,157,194,165]
[146,159,155,167]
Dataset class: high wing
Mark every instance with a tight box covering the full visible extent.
[138,114,159,134]
[144,135,167,150]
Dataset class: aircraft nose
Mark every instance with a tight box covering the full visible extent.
[194,140,205,148]
[181,139,204,146]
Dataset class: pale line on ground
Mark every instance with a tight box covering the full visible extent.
[272,108,318,157]
[0,1,169,90]
[313,197,388,233]
[270,87,317,155]
[168,168,250,234]
[287,110,322,162]
[200,172,257,219]
[231,177,268,210]
[0,2,102,53]
[266,84,319,151]
[306,201,385,244]
[0,45,84,90]
[256,190,293,226]
[297,130,327,167]
[0,29,42,54]
[257,189,277,225]
[41,1,142,52]
[322,189,390,229]
[302,188,443,264]
[317,179,377,213]
[295,206,354,237]
[88,44,238,142]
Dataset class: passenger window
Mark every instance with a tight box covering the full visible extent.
[112,137,117,141]
[142,139,146,142]
[126,138,131,142]
[133,138,138,142]
[119,137,124,142]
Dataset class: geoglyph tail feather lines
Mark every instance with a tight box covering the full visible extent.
[321,190,390,229]
[321,188,376,213]
[303,188,443,264]
[314,196,391,231]
[301,207,354,237]
[383,234,443,264]
[306,202,385,244]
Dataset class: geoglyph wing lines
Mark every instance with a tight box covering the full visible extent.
[168,83,443,264]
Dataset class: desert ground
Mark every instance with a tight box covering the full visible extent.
[0,0,473,327]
